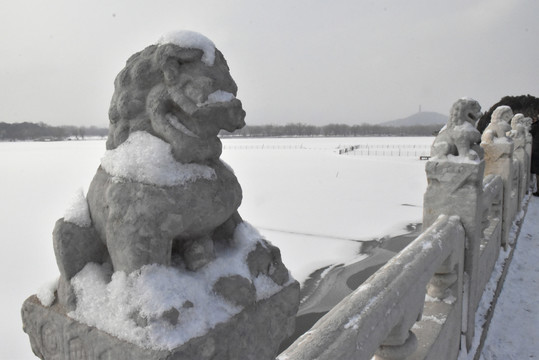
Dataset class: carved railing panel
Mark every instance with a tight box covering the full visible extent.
[481,174,503,245]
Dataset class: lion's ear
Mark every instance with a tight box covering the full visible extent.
[157,44,204,86]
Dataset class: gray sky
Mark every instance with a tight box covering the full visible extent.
[1,0,538,127]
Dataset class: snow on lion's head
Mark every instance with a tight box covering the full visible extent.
[107,30,246,164]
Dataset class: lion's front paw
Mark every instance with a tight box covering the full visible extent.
[467,149,479,161]
[179,235,215,271]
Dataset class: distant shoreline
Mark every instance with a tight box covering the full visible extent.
[0,133,436,143]
[0,120,441,142]
[0,137,107,143]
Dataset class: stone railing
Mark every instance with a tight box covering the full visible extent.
[279,102,533,360]
[278,215,465,360]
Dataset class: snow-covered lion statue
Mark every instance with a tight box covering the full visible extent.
[22,31,299,360]
[481,105,513,144]
[508,113,529,141]
[52,31,288,310]
[431,98,483,160]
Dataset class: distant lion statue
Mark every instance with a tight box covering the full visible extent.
[508,113,528,142]
[431,98,483,160]
[53,31,254,309]
[481,105,513,144]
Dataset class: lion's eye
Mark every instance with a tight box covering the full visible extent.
[196,77,214,91]
[182,77,214,105]
[182,81,198,101]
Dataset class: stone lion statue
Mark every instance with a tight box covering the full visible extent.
[52,31,282,309]
[24,32,299,359]
[106,34,246,163]
[508,113,528,141]
[481,105,513,144]
[431,98,483,160]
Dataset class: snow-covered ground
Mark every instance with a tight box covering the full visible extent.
[1,136,429,359]
[2,136,535,359]
[221,137,432,283]
[469,195,539,359]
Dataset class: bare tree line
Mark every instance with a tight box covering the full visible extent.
[0,121,443,141]
[0,122,108,141]
[221,123,442,137]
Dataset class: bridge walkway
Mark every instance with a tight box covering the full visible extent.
[473,195,539,359]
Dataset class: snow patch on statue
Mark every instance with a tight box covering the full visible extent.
[101,131,216,186]
[68,222,292,350]
[63,188,92,227]
[36,278,59,307]
[199,90,237,107]
[157,30,216,66]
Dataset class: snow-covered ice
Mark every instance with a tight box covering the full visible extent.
[3,136,537,359]
[2,137,429,359]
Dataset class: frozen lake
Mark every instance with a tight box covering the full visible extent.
[1,136,434,359]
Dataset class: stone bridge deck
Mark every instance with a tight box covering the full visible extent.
[472,195,539,359]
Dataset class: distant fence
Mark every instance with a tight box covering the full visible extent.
[222,144,309,150]
[338,144,431,157]
[222,143,432,156]
[279,124,532,359]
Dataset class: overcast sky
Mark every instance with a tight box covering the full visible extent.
[1,0,538,127]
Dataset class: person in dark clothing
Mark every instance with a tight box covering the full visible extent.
[530,118,539,196]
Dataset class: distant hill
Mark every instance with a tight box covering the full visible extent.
[380,111,448,127]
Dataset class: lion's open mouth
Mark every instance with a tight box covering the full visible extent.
[166,90,244,139]
[467,110,482,122]
[166,113,200,138]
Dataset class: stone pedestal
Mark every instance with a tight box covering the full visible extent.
[22,282,299,360]
[423,159,485,348]
[512,137,527,207]
[525,135,533,191]
[481,141,514,246]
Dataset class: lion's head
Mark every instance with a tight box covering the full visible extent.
[511,113,525,130]
[491,105,513,124]
[448,98,483,128]
[107,31,246,164]
[481,105,513,143]
[508,113,530,141]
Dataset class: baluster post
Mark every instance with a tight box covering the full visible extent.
[423,98,485,349]
[480,105,516,247]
